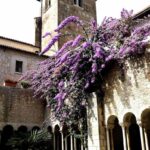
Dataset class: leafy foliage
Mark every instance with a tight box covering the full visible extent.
[22,9,150,133]
[7,130,51,150]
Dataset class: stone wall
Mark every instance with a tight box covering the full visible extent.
[87,93,101,150]
[0,47,45,85]
[103,51,150,124]
[41,0,96,55]
[58,0,96,48]
[42,0,58,56]
[98,49,150,149]
[0,86,45,130]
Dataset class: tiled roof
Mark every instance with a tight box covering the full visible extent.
[133,5,150,19]
[0,36,40,55]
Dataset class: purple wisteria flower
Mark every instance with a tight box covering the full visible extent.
[101,64,105,69]
[92,63,97,73]
[72,35,84,47]
[84,81,89,89]
[93,43,105,59]
[56,40,73,57]
[91,76,96,83]
[58,81,64,88]
[54,92,66,102]
[39,33,61,55]
[60,51,70,64]
[22,10,150,132]
[121,9,133,19]
[105,55,114,62]
[55,16,79,32]
[42,32,51,38]
[82,42,91,49]
[90,19,97,32]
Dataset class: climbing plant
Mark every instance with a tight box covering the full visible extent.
[22,9,150,137]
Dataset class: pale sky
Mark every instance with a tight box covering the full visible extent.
[0,0,149,44]
[0,0,40,44]
[96,0,150,24]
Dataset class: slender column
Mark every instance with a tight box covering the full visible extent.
[65,137,67,150]
[71,135,74,150]
[81,144,84,150]
[61,132,64,150]
[121,125,127,150]
[138,123,146,150]
[110,129,114,150]
[126,128,130,150]
[144,129,149,150]
[106,128,110,150]
[73,137,77,150]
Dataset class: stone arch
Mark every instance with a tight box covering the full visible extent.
[123,112,136,127]
[0,125,14,149]
[141,108,150,130]
[32,126,40,131]
[123,112,142,150]
[15,126,28,150]
[17,125,28,133]
[107,115,124,150]
[54,125,62,150]
[141,108,150,148]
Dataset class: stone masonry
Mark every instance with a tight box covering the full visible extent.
[0,46,45,85]
[0,86,45,130]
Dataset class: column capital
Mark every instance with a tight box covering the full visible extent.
[120,123,125,128]
[137,120,142,126]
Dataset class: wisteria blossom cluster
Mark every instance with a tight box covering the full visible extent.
[22,9,150,127]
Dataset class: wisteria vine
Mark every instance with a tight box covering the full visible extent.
[22,9,150,130]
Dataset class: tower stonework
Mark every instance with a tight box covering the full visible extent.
[42,0,96,55]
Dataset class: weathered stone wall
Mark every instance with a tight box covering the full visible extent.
[0,86,45,130]
[87,93,101,150]
[0,47,45,85]
[96,49,150,150]
[42,0,96,55]
[42,0,58,56]
[58,0,96,23]
[103,51,150,124]
[58,0,96,48]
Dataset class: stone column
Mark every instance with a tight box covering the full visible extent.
[73,137,77,150]
[121,125,127,150]
[144,129,149,150]
[65,137,68,150]
[71,135,74,150]
[110,129,114,150]
[61,132,64,150]
[126,128,130,150]
[106,128,110,150]
[87,93,101,150]
[138,122,146,150]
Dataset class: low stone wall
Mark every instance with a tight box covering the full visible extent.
[0,86,45,130]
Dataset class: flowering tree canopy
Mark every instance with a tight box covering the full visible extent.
[22,9,150,127]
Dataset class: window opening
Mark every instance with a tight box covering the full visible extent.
[15,60,23,73]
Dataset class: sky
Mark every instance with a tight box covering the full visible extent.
[0,0,149,44]
[0,0,40,44]
[96,0,150,24]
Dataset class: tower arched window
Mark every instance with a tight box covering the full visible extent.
[45,0,51,11]
[74,0,82,7]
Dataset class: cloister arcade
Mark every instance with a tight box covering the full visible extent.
[0,124,83,150]
[106,108,150,150]
[0,125,41,149]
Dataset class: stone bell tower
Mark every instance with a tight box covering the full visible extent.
[41,0,96,55]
